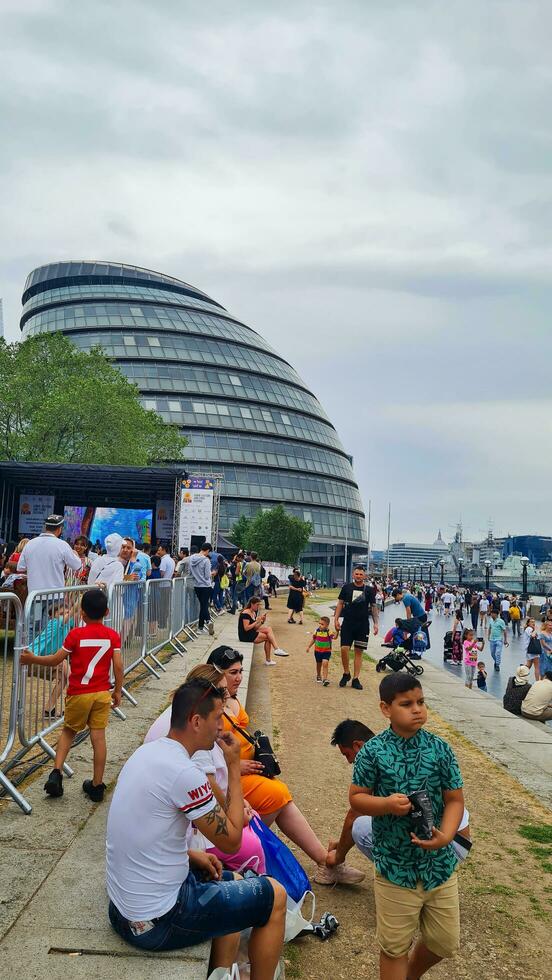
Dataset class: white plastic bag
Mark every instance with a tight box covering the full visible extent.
[284,889,316,943]
[208,965,241,980]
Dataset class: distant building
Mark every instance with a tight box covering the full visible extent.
[388,530,450,570]
[502,535,552,567]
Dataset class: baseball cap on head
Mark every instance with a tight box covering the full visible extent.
[45,514,64,528]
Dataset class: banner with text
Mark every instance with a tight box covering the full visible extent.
[18,494,55,535]
[177,478,214,549]
[155,499,175,542]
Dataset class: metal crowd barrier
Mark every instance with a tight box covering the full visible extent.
[0,574,218,815]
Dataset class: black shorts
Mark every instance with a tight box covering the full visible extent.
[314,651,331,662]
[340,621,369,650]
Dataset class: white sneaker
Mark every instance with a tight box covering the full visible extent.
[274,648,289,657]
[264,660,277,666]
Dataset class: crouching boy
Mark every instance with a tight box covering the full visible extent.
[350,673,464,980]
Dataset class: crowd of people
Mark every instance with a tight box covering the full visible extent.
[8,524,552,978]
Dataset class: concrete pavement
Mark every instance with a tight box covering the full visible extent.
[0,612,256,979]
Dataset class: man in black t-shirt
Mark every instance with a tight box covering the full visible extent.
[334,567,379,691]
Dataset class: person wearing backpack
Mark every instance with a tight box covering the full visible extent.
[243,552,262,604]
[509,599,522,637]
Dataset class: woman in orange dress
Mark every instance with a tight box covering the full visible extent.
[206,646,365,885]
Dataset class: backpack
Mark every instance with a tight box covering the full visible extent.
[251,567,262,587]
[412,628,428,654]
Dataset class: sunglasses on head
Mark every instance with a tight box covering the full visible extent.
[219,647,243,665]
[188,681,226,720]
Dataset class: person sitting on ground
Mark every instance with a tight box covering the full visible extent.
[106,678,286,979]
[520,670,552,723]
[20,589,123,801]
[238,595,288,663]
[206,645,365,886]
[503,665,532,716]
[144,663,266,875]
[328,719,472,871]
[351,672,465,980]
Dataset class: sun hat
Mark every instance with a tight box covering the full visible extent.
[514,665,531,686]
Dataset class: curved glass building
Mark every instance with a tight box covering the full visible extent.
[20,261,366,579]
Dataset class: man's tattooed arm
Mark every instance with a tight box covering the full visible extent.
[203,803,229,837]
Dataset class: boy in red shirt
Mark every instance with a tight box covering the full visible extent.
[20,589,123,802]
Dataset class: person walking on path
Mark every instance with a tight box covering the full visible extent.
[470,593,481,631]
[189,542,215,634]
[335,567,379,691]
[487,609,509,671]
[509,599,522,637]
[17,514,81,592]
[538,620,552,677]
[287,567,306,624]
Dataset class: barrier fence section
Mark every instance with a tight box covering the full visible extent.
[0,593,29,814]
[0,575,207,815]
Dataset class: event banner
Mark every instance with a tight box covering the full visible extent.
[178,477,214,549]
[18,494,55,535]
[155,499,174,541]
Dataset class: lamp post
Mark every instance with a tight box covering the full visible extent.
[521,556,529,601]
[439,560,445,586]
[398,566,403,588]
[458,557,464,586]
[484,559,491,591]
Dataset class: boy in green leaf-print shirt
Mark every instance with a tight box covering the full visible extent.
[351,673,464,980]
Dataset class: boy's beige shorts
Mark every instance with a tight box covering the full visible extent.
[375,870,459,959]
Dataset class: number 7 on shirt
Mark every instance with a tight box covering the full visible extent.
[80,639,112,685]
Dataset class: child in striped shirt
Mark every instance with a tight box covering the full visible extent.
[307,615,336,686]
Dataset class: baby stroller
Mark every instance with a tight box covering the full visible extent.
[443,630,453,662]
[376,646,424,676]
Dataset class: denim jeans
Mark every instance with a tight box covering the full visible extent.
[490,639,503,667]
[108,869,274,952]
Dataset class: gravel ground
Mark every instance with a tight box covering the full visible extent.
[263,596,551,980]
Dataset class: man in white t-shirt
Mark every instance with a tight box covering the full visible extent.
[106,679,285,974]
[157,544,175,580]
[442,591,454,617]
[500,596,511,625]
[17,514,81,592]
[478,595,490,629]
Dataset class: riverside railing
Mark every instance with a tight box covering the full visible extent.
[0,574,208,815]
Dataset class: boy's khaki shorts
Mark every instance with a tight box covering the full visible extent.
[375,870,459,959]
[64,691,112,732]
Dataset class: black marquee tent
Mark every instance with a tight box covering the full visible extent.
[0,461,187,544]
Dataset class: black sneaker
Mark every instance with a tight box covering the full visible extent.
[352,678,363,690]
[339,673,351,688]
[44,768,63,798]
[83,779,106,802]
[323,680,330,687]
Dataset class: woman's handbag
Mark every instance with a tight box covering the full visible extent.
[224,713,281,778]
[250,815,310,903]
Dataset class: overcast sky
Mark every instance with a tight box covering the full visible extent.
[1,1,551,548]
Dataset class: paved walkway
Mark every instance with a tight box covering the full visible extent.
[0,614,255,979]
[311,600,552,810]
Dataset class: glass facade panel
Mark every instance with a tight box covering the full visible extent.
[20,260,366,551]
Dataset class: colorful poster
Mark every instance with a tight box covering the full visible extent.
[18,494,55,535]
[178,478,214,549]
[155,499,174,542]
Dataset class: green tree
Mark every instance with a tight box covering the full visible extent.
[228,514,252,550]
[246,505,312,565]
[0,332,187,465]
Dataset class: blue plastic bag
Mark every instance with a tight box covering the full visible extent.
[250,815,310,902]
